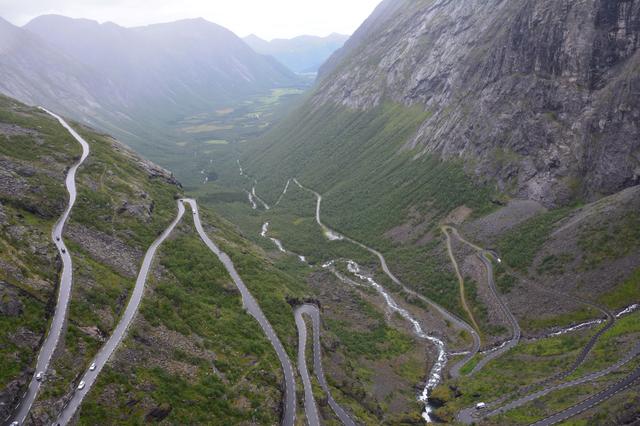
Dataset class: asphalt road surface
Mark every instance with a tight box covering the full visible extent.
[292,179,481,379]
[447,227,522,374]
[7,109,90,426]
[295,304,356,426]
[53,201,185,425]
[294,306,321,426]
[184,199,297,426]
[531,363,640,426]
[458,341,640,424]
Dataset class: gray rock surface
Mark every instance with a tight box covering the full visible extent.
[0,282,24,316]
[0,201,6,225]
[316,0,640,206]
[67,223,143,278]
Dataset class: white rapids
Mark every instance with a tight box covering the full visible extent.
[345,261,446,421]
[249,173,459,422]
[260,222,308,264]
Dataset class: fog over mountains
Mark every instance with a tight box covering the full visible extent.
[244,33,349,73]
[0,15,303,151]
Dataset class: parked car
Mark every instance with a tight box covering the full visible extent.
[475,402,487,410]
[77,380,85,390]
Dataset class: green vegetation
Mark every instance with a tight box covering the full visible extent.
[601,268,640,310]
[536,253,575,275]
[432,330,595,421]
[155,86,307,191]
[525,306,598,334]
[36,120,184,410]
[79,226,285,424]
[495,262,518,293]
[0,96,83,392]
[0,291,47,386]
[570,311,640,377]
[459,355,481,375]
[326,313,413,360]
[244,102,494,248]
[498,207,574,271]
[578,212,640,270]
[465,277,507,337]
[493,354,640,424]
[72,126,181,249]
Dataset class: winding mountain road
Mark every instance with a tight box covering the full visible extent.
[291,179,480,414]
[454,232,628,425]
[471,251,521,373]
[294,307,321,426]
[7,109,90,426]
[295,304,356,426]
[442,226,481,335]
[53,199,297,425]
[292,180,481,374]
[458,341,640,424]
[184,199,297,426]
[53,201,185,425]
[444,227,522,374]
[531,362,640,426]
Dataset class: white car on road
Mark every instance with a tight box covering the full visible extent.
[77,380,86,390]
[89,362,96,371]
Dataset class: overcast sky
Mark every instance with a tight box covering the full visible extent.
[0,0,381,39]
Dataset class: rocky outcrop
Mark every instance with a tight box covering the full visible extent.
[67,224,143,278]
[108,137,182,188]
[315,0,640,206]
[0,201,7,225]
[0,282,24,316]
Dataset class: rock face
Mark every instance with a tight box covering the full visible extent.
[0,282,24,316]
[315,0,640,206]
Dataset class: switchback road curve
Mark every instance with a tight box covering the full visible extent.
[291,179,479,417]
[54,199,298,426]
[7,109,90,426]
[53,202,185,425]
[443,226,522,375]
[184,199,297,426]
[295,304,356,426]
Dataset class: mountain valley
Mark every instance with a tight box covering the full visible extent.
[1,0,639,425]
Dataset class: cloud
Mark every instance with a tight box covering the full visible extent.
[0,0,381,39]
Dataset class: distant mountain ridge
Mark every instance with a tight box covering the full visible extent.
[0,15,302,153]
[244,33,349,73]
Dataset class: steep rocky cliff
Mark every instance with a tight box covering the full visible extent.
[314,0,640,206]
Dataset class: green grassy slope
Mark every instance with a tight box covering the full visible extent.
[233,101,496,321]
[0,96,79,398]
[0,94,312,424]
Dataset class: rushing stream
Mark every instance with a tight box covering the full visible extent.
[342,261,446,421]
[249,173,448,421]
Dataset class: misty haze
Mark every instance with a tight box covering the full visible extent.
[0,1,639,426]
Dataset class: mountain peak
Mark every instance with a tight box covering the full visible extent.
[244,32,349,73]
